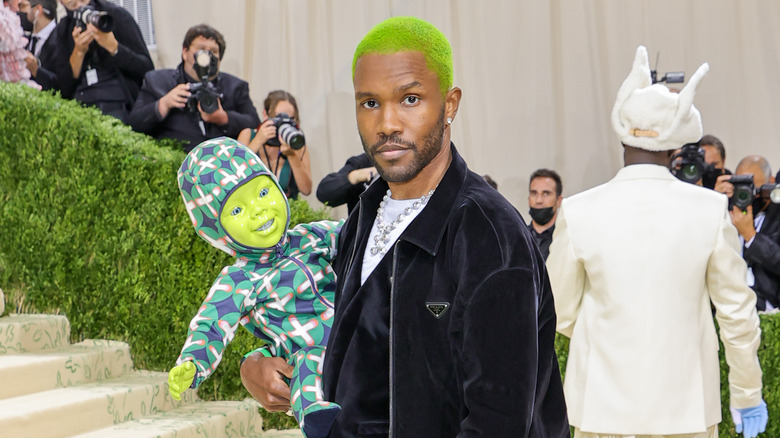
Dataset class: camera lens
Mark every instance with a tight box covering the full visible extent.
[278,123,306,149]
[680,164,701,183]
[198,92,219,114]
[733,187,754,210]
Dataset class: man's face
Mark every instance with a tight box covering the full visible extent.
[354,51,448,183]
[220,175,287,248]
[736,163,769,187]
[701,144,724,170]
[182,36,221,81]
[529,177,561,210]
[59,0,89,12]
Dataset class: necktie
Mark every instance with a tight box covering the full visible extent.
[29,35,40,55]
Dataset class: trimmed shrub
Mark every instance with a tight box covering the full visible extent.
[0,82,328,429]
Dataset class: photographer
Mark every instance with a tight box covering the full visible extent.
[316,152,375,214]
[51,0,153,122]
[22,0,58,91]
[716,155,780,311]
[128,24,260,152]
[670,135,731,187]
[237,90,311,199]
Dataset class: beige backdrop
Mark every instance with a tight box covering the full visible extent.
[150,0,780,220]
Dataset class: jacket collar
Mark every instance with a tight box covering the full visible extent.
[612,163,677,182]
[356,143,467,257]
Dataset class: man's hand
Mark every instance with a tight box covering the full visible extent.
[348,167,378,185]
[71,26,94,56]
[88,24,119,55]
[714,174,734,197]
[158,83,191,119]
[730,205,757,241]
[24,51,38,76]
[240,354,293,412]
[168,361,197,401]
[199,99,229,126]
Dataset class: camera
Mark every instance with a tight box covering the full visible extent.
[185,50,222,114]
[671,143,713,184]
[72,6,113,33]
[727,175,780,212]
[265,112,306,149]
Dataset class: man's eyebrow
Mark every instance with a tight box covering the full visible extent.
[394,81,422,94]
[355,81,424,101]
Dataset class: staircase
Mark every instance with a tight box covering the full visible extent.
[0,311,303,438]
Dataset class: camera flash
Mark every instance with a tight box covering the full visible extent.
[196,52,211,68]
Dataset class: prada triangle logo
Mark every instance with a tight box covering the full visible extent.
[426,302,450,319]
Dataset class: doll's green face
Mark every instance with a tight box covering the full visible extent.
[220,175,287,248]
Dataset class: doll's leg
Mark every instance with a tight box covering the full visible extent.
[288,346,340,438]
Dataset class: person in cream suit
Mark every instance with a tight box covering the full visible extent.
[547,46,768,438]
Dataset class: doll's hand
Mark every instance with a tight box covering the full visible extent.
[168,361,197,400]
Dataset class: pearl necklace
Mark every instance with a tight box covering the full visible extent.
[369,189,435,256]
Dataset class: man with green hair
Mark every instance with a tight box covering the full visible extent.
[241,16,569,437]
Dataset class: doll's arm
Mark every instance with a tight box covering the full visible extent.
[299,219,345,261]
[175,269,259,388]
[168,361,197,400]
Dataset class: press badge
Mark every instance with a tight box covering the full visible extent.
[86,68,98,86]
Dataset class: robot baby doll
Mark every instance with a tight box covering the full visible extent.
[168,137,342,438]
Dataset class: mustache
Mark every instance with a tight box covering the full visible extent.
[370,134,416,153]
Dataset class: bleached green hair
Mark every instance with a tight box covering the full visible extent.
[352,16,453,96]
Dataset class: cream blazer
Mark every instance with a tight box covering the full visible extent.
[547,164,762,435]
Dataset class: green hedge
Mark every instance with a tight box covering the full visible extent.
[1,82,778,435]
[0,82,327,429]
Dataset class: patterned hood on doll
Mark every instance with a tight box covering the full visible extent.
[177,137,290,257]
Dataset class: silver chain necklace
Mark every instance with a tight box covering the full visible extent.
[369,188,435,256]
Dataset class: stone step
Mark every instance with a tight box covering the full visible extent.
[0,313,70,354]
[0,339,134,399]
[0,370,197,438]
[70,399,266,438]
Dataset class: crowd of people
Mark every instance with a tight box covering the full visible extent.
[2,0,314,197]
[3,3,779,437]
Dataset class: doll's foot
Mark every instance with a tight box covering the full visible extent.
[300,401,340,438]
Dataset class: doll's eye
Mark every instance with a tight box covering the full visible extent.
[231,206,242,216]
[259,188,269,198]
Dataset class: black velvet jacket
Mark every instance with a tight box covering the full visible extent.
[744,202,780,308]
[324,144,569,437]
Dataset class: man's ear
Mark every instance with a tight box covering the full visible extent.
[181,46,188,64]
[445,87,462,124]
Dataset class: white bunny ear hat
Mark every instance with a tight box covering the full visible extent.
[611,46,709,151]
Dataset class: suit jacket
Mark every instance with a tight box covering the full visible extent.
[128,64,260,152]
[315,152,372,213]
[547,164,762,435]
[29,22,59,91]
[51,0,153,102]
[744,202,780,307]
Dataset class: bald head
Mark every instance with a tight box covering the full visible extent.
[736,155,773,186]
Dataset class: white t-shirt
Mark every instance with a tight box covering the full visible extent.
[361,196,427,285]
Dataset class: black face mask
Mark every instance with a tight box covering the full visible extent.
[529,207,555,226]
[18,11,34,33]
[752,197,768,215]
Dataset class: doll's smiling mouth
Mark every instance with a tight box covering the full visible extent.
[256,219,274,232]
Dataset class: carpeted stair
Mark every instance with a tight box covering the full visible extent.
[0,312,302,438]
